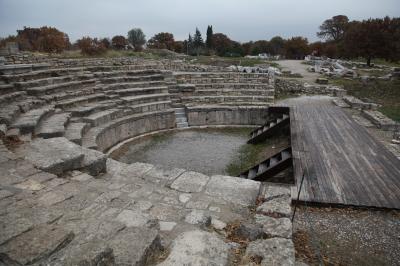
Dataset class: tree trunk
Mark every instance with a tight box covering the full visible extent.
[367,57,371,67]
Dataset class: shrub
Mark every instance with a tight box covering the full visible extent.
[111,35,128,50]
[15,26,70,53]
[76,37,107,56]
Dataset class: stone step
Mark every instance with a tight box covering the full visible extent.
[121,93,170,106]
[195,83,272,89]
[175,113,186,118]
[99,74,164,84]
[83,108,129,127]
[0,104,21,125]
[67,100,120,117]
[194,89,275,96]
[14,74,94,89]
[181,95,274,104]
[177,78,270,84]
[11,106,55,134]
[130,101,171,115]
[0,67,86,82]
[0,84,15,95]
[88,65,159,74]
[176,117,187,123]
[97,79,165,92]
[0,63,50,75]
[55,93,107,109]
[0,97,45,126]
[174,72,270,79]
[65,122,91,145]
[176,122,189,128]
[112,86,168,97]
[36,112,71,138]
[39,87,95,103]
[26,79,97,96]
[0,91,27,104]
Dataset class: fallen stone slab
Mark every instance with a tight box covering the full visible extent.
[205,175,261,206]
[170,171,210,193]
[80,147,107,176]
[55,226,162,266]
[17,137,84,175]
[158,230,230,266]
[361,110,397,131]
[244,238,295,266]
[0,218,34,245]
[0,224,74,265]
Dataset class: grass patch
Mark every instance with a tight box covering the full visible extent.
[378,106,400,122]
[331,78,400,122]
[351,58,400,68]
[225,141,268,176]
[226,135,290,176]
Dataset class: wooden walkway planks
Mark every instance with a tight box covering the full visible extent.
[287,97,400,209]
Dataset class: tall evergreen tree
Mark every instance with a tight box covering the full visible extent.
[187,33,193,54]
[193,28,204,48]
[206,25,213,48]
[193,28,204,56]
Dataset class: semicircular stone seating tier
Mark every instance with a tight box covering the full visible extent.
[0,59,296,265]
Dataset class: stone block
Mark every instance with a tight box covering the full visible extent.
[170,171,210,193]
[205,175,261,206]
[158,230,230,266]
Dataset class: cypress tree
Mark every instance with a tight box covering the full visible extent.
[206,25,213,48]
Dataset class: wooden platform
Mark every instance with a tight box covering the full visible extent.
[288,97,400,209]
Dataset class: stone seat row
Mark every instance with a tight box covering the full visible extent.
[1,67,174,146]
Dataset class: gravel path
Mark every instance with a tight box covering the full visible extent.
[293,206,400,266]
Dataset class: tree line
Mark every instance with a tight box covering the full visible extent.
[1,15,399,65]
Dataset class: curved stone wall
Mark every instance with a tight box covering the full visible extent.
[187,106,270,126]
[89,110,175,152]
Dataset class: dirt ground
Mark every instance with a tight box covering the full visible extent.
[276,60,321,84]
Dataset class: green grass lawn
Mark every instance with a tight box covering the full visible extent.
[332,78,400,121]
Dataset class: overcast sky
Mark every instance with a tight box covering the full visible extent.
[1,0,399,43]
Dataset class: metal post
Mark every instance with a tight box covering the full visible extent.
[291,170,306,222]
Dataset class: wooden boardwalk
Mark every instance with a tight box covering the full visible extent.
[287,97,400,209]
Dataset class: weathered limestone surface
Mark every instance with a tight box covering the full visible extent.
[158,231,230,266]
[17,137,84,175]
[245,238,295,266]
[362,109,397,130]
[205,175,261,206]
[16,137,106,176]
[170,171,210,193]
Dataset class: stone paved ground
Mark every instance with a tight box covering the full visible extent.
[0,137,298,265]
